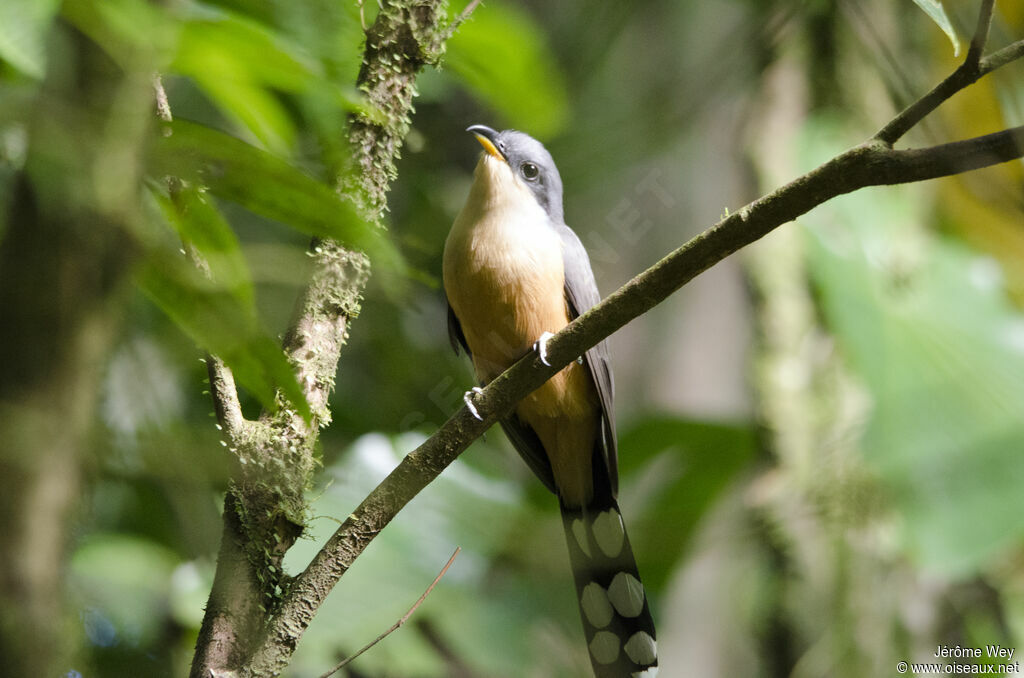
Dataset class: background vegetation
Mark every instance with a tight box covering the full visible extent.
[0,0,1022,676]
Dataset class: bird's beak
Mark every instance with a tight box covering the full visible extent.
[467,124,505,162]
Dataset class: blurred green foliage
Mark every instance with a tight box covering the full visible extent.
[805,181,1024,574]
[1,0,1023,676]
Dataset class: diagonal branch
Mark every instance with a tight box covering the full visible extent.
[254,14,1024,666]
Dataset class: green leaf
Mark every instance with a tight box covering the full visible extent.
[136,248,310,420]
[445,2,569,138]
[804,186,1024,576]
[171,6,374,152]
[154,184,255,308]
[149,119,388,260]
[61,0,177,69]
[911,0,960,56]
[0,0,61,78]
[172,9,310,151]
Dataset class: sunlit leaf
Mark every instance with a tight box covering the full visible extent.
[136,248,310,420]
[0,0,61,78]
[911,0,960,56]
[446,2,569,138]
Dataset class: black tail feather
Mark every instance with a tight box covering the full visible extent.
[560,495,658,677]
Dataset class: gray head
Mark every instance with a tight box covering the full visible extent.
[467,125,565,223]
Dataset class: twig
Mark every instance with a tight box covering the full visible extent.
[317,547,461,678]
[153,74,173,123]
[981,39,1024,75]
[967,0,996,65]
[441,0,484,41]
[874,0,1003,145]
[206,355,247,440]
[151,74,248,441]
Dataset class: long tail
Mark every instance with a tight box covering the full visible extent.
[561,496,658,677]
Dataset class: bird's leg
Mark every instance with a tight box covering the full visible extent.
[463,386,484,421]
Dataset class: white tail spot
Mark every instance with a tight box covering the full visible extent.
[581,582,613,628]
[632,668,659,677]
[624,631,657,665]
[572,518,591,558]
[588,630,620,665]
[608,571,645,618]
[592,509,624,557]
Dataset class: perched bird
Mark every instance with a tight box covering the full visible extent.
[443,125,658,678]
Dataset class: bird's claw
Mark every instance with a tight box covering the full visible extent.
[534,331,555,366]
[463,386,484,421]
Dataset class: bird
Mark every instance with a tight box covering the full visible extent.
[443,124,658,678]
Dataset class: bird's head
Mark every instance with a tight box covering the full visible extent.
[467,124,565,224]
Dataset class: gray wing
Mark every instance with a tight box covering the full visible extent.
[446,300,470,356]
[555,222,619,496]
[499,418,557,493]
[446,295,559,493]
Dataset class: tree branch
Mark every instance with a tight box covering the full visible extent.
[967,0,996,65]
[256,11,1024,666]
[982,39,1024,75]
[206,356,247,440]
[875,0,1002,145]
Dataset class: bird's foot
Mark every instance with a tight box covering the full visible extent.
[533,331,584,366]
[534,331,555,366]
[463,386,484,421]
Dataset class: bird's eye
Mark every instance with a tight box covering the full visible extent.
[521,162,540,181]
